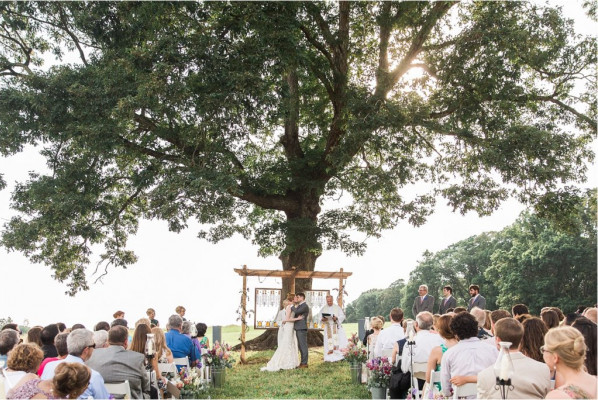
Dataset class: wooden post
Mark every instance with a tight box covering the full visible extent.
[290,267,296,294]
[241,265,247,364]
[338,268,344,307]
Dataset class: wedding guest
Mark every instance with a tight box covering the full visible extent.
[94,321,110,331]
[439,285,457,315]
[520,317,547,363]
[425,314,457,390]
[93,330,109,349]
[582,307,597,324]
[453,307,467,314]
[3,343,44,394]
[182,321,193,337]
[440,312,498,397]
[543,326,597,399]
[470,307,492,340]
[363,315,385,345]
[26,326,43,347]
[135,318,151,328]
[367,317,383,359]
[483,310,492,331]
[541,309,561,329]
[86,325,149,399]
[374,308,405,358]
[195,323,210,350]
[152,327,174,364]
[1,323,19,332]
[56,323,67,333]
[165,314,200,368]
[113,310,125,320]
[70,324,85,331]
[401,312,444,391]
[511,303,529,318]
[41,328,110,400]
[0,329,20,367]
[190,324,203,358]
[7,362,91,400]
[40,324,59,359]
[37,332,68,377]
[147,308,159,327]
[571,316,597,376]
[549,307,566,323]
[565,313,581,326]
[110,318,128,328]
[515,313,532,323]
[176,306,187,321]
[412,284,435,317]
[477,318,550,399]
[489,310,511,336]
[130,323,165,390]
[467,284,486,311]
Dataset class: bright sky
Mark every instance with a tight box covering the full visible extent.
[0,1,595,330]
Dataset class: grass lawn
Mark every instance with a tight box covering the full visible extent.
[207,348,370,399]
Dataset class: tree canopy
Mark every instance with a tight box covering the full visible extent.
[0,2,595,294]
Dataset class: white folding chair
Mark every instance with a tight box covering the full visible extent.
[452,382,477,399]
[412,362,427,380]
[105,380,132,399]
[378,348,394,359]
[430,369,441,385]
[159,362,178,375]
[173,357,190,368]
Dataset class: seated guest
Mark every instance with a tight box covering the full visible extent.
[541,309,561,329]
[582,307,597,324]
[571,317,597,376]
[549,307,566,324]
[425,314,458,390]
[71,324,85,331]
[37,332,68,377]
[367,317,383,360]
[363,315,384,346]
[147,308,159,328]
[152,327,174,364]
[543,326,597,399]
[41,329,110,400]
[7,362,91,400]
[26,326,43,347]
[401,312,444,390]
[56,322,67,333]
[0,329,20,368]
[40,324,59,359]
[3,343,43,394]
[93,330,109,349]
[135,318,151,328]
[165,314,200,368]
[374,308,405,358]
[511,304,529,318]
[470,307,492,340]
[520,317,547,363]
[130,323,163,394]
[440,312,498,397]
[515,313,532,323]
[453,307,467,314]
[489,310,511,336]
[483,310,492,331]
[565,313,581,326]
[94,321,110,332]
[195,322,210,350]
[477,318,550,399]
[110,318,128,328]
[1,324,19,332]
[86,325,149,399]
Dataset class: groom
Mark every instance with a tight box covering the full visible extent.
[292,292,310,368]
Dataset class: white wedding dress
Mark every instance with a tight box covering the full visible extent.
[261,305,299,371]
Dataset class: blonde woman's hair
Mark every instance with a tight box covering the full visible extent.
[53,362,91,399]
[151,327,172,360]
[282,299,291,308]
[544,326,587,370]
[370,317,383,330]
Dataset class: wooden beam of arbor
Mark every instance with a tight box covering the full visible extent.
[233,268,352,279]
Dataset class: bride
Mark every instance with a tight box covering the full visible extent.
[261,296,304,371]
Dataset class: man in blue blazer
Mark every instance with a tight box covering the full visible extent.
[412,284,435,317]
[467,284,487,311]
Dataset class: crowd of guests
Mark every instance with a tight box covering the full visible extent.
[363,284,597,399]
[0,305,212,399]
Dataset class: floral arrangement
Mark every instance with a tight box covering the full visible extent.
[366,357,393,388]
[173,366,207,399]
[342,333,368,363]
[203,341,235,369]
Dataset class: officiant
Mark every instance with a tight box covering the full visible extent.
[318,295,348,362]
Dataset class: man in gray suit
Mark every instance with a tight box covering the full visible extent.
[412,284,435,317]
[467,284,486,311]
[291,292,310,368]
[86,325,149,399]
[439,285,457,314]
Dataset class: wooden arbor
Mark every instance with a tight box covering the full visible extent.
[233,265,352,364]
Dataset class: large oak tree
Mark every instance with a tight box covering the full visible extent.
[0,2,595,296]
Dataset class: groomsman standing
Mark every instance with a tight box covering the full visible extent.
[412,284,435,317]
[467,284,486,311]
[439,285,457,314]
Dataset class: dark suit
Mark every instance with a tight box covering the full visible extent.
[412,295,435,317]
[439,295,457,314]
[86,345,149,399]
[292,302,310,365]
[467,294,486,311]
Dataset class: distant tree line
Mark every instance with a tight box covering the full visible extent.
[345,190,596,322]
